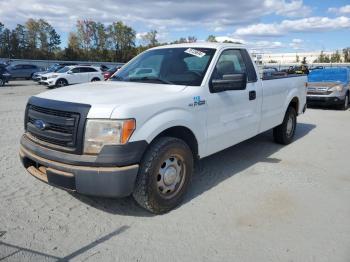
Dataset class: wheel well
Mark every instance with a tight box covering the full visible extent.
[289,97,299,113]
[153,126,199,159]
[91,77,101,81]
[56,78,67,84]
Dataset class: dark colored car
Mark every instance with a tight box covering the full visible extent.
[6,64,44,79]
[100,64,110,72]
[103,66,122,80]
[0,67,11,86]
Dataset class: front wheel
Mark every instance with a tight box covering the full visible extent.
[56,79,68,88]
[0,78,4,86]
[273,106,297,145]
[340,93,349,110]
[133,137,193,214]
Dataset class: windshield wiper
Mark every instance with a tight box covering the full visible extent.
[129,77,174,85]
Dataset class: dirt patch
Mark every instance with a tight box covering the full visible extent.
[237,190,297,228]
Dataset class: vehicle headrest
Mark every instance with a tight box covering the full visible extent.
[217,61,235,76]
[165,59,188,75]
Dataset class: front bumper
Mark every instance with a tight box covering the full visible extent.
[41,79,56,87]
[19,135,146,197]
[307,95,345,106]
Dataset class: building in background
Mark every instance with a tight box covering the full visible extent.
[251,51,338,65]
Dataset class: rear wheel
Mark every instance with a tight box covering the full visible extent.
[56,79,68,88]
[91,78,100,82]
[0,78,4,86]
[273,106,297,145]
[133,137,193,214]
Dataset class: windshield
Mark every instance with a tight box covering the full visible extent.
[110,47,216,86]
[57,66,71,73]
[46,65,59,72]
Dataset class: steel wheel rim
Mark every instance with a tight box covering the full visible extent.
[286,114,295,137]
[156,154,186,199]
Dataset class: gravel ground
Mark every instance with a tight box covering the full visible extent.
[0,81,349,262]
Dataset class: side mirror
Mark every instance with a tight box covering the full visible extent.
[67,71,73,74]
[210,73,247,93]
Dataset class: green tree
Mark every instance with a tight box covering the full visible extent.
[108,21,136,62]
[141,30,158,47]
[315,51,330,63]
[62,32,81,60]
[14,24,28,58]
[343,48,350,62]
[331,50,341,63]
[25,18,40,54]
[206,35,217,42]
[301,57,307,65]
[187,36,197,43]
[76,19,95,57]
[1,28,11,58]
[48,28,61,55]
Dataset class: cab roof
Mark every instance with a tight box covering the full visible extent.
[150,42,245,50]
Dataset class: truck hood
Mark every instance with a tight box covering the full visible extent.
[35,81,187,118]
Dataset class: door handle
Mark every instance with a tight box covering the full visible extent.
[249,91,256,100]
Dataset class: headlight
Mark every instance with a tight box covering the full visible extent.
[328,85,344,92]
[48,75,58,79]
[84,119,136,154]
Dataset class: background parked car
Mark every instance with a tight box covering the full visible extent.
[0,67,11,86]
[99,64,109,72]
[6,64,44,79]
[32,63,77,83]
[307,67,350,110]
[103,66,122,80]
[41,65,103,88]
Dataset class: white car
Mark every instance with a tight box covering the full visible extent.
[20,43,307,214]
[40,65,103,88]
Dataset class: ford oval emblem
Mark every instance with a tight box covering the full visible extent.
[34,119,46,130]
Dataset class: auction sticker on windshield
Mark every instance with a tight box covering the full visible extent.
[184,48,206,58]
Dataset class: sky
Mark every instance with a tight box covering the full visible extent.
[0,0,349,53]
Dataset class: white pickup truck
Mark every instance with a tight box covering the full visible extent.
[20,43,307,213]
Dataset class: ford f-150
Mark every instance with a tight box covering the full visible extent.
[19,43,307,213]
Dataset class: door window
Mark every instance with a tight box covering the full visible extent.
[13,65,24,70]
[80,67,98,72]
[71,67,83,73]
[23,65,36,69]
[211,49,247,81]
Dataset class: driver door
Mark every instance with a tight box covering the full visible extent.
[205,49,261,155]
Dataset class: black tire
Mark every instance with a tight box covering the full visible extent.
[0,78,4,87]
[91,78,100,82]
[133,137,194,214]
[273,106,297,145]
[55,78,68,88]
[340,93,349,110]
